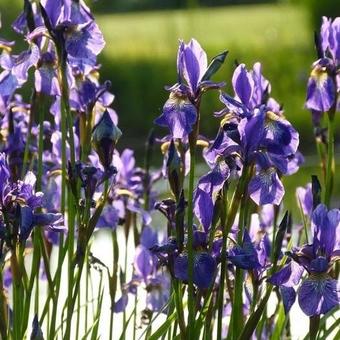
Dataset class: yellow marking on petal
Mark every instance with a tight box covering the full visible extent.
[11,107,29,114]
[310,67,328,86]
[196,139,209,148]
[160,141,170,154]
[0,45,12,52]
[220,114,234,127]
[266,111,281,122]
[48,169,63,177]
[116,188,135,198]
[214,230,223,238]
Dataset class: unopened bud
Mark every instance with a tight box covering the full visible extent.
[92,110,122,169]
[167,140,184,199]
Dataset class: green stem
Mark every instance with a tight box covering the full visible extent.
[237,286,273,340]
[187,106,200,338]
[21,232,40,336]
[47,234,66,336]
[64,256,86,339]
[324,111,335,207]
[76,290,81,340]
[85,257,89,334]
[217,188,228,340]
[309,315,320,340]
[122,235,128,339]
[12,244,24,340]
[21,90,37,177]
[0,270,8,339]
[227,166,252,340]
[173,280,187,339]
[315,135,327,182]
[109,229,118,340]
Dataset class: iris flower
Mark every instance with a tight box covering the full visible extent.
[268,204,340,316]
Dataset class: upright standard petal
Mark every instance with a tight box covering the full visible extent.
[232,64,254,107]
[178,39,207,94]
[312,204,340,257]
[250,62,270,108]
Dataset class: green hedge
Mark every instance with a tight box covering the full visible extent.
[296,0,340,29]
[91,0,277,13]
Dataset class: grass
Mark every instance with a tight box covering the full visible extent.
[97,4,309,59]
[96,3,321,157]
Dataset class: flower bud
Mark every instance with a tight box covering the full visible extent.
[92,110,122,169]
[166,140,184,199]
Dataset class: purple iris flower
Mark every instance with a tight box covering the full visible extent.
[155,39,225,138]
[0,44,39,112]
[64,21,105,73]
[41,0,93,27]
[174,252,216,289]
[305,58,336,113]
[319,17,340,66]
[116,227,170,314]
[26,0,105,74]
[228,229,262,270]
[20,205,64,241]
[215,63,271,118]
[0,156,65,243]
[305,17,339,114]
[210,65,301,206]
[134,245,155,280]
[150,227,220,290]
[268,204,340,316]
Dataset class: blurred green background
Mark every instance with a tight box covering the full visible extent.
[1,0,339,212]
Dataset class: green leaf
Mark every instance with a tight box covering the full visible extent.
[272,211,290,264]
[302,306,340,340]
[270,304,287,340]
[201,51,228,81]
[148,310,177,340]
[311,175,321,209]
[237,287,272,340]
[321,316,340,339]
[119,305,137,340]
